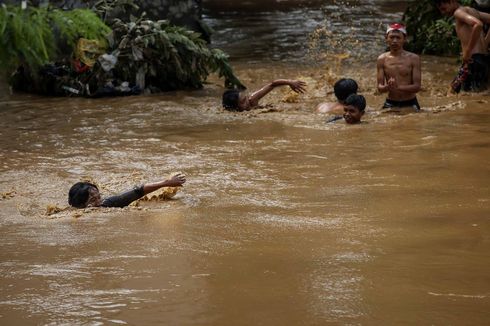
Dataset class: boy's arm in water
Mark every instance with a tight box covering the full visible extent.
[454,8,484,62]
[101,173,186,208]
[248,79,306,106]
[376,54,389,93]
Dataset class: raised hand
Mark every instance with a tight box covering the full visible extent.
[165,173,186,187]
[387,77,398,90]
[288,80,307,93]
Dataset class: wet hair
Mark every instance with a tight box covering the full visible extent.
[334,78,358,102]
[68,182,98,208]
[344,94,366,112]
[222,89,240,110]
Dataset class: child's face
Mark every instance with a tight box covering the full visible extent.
[238,93,251,110]
[385,31,406,51]
[86,187,102,207]
[343,105,363,124]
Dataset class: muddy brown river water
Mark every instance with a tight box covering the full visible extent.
[1,1,490,325]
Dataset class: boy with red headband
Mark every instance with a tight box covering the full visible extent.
[435,0,490,92]
[377,23,422,111]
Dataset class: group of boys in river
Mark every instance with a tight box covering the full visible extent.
[68,0,490,210]
[223,0,490,121]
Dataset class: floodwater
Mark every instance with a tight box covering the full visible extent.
[1,1,489,325]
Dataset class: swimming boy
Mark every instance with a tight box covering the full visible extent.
[222,79,306,111]
[377,23,422,111]
[342,94,366,124]
[435,0,490,92]
[326,94,366,124]
[68,173,186,208]
[317,78,358,114]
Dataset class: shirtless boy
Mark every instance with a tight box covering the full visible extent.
[222,79,306,111]
[342,94,366,124]
[377,23,422,111]
[435,0,490,92]
[325,94,366,124]
[317,78,358,114]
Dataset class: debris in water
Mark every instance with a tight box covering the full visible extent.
[1,190,16,200]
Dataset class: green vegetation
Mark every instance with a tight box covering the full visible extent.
[110,17,244,90]
[404,0,473,55]
[0,5,110,72]
[0,1,243,94]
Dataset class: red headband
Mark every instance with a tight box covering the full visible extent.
[386,23,407,35]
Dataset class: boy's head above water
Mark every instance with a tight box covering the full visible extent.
[222,89,248,111]
[343,94,366,124]
[68,182,101,208]
[222,89,240,110]
[334,78,358,103]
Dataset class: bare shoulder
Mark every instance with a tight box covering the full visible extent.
[377,52,389,60]
[405,51,420,61]
[455,6,478,18]
[377,52,389,63]
[462,6,478,15]
[455,6,468,14]
[317,102,340,113]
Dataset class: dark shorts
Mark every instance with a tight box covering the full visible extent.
[382,97,420,111]
[461,53,490,92]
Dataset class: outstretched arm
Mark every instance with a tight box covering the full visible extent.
[455,8,483,62]
[248,79,306,106]
[143,173,186,195]
[100,173,186,208]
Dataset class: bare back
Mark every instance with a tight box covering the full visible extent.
[316,101,343,114]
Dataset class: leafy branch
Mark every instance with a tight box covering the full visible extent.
[403,0,473,55]
[0,5,110,72]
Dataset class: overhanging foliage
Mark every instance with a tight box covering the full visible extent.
[1,1,244,94]
[0,5,110,72]
[110,17,244,90]
[403,0,473,55]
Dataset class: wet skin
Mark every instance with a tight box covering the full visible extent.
[238,93,251,111]
[386,32,403,52]
[377,31,421,102]
[237,79,307,111]
[437,2,490,62]
[343,105,364,124]
[87,187,102,207]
